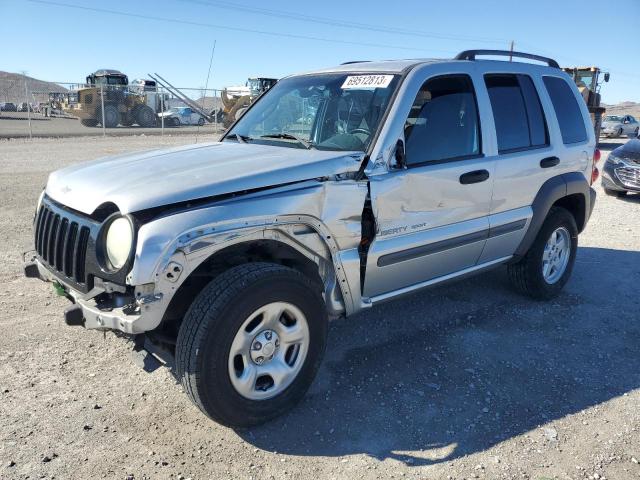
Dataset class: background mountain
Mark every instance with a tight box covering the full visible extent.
[0,71,67,103]
[602,101,640,118]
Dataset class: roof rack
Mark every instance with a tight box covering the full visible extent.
[454,50,560,69]
[340,60,371,65]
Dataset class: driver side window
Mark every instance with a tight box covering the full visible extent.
[404,75,481,166]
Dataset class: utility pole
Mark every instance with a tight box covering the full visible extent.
[509,41,514,61]
[21,70,32,139]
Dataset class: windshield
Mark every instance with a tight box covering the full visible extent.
[226,73,400,151]
[604,115,622,122]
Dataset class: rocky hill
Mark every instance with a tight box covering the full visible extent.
[602,101,640,118]
[0,72,67,103]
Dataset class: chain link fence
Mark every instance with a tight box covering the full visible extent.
[0,77,228,141]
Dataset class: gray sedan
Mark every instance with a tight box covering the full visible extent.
[601,114,639,138]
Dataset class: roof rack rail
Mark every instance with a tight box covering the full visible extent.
[454,50,560,69]
[341,60,370,65]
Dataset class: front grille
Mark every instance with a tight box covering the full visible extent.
[34,204,92,288]
[615,167,640,188]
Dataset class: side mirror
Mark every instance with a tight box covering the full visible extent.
[604,72,610,82]
[394,139,407,169]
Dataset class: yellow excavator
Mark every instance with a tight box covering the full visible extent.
[221,77,277,128]
[64,70,157,128]
[562,67,610,139]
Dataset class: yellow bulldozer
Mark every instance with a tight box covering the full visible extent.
[562,66,610,139]
[64,70,157,128]
[220,77,277,128]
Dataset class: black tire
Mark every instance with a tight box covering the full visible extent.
[135,105,156,127]
[80,118,99,127]
[176,263,327,427]
[197,116,205,126]
[172,117,181,127]
[96,104,119,128]
[616,128,623,138]
[508,207,578,300]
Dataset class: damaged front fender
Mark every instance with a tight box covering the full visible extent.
[126,179,368,332]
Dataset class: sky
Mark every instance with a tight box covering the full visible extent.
[1,0,639,103]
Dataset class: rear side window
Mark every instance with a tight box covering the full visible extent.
[485,74,548,153]
[404,74,480,165]
[543,76,587,144]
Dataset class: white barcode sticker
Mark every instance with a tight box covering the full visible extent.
[341,75,394,89]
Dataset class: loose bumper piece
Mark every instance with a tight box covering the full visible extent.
[63,304,85,327]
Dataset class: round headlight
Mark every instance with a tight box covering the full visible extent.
[105,217,133,270]
[35,189,45,217]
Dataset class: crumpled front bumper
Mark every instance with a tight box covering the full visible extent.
[23,252,162,334]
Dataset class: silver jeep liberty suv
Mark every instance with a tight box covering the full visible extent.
[25,50,599,427]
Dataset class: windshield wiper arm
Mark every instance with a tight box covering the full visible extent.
[225,133,251,144]
[260,133,314,149]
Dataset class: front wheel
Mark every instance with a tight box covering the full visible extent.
[176,263,327,427]
[508,207,578,300]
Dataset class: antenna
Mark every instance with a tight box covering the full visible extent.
[202,40,217,111]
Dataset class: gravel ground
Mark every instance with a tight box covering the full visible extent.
[0,136,639,480]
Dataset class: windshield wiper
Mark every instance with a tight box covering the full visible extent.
[225,133,251,144]
[260,133,314,149]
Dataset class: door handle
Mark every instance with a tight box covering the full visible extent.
[540,156,560,168]
[459,169,490,185]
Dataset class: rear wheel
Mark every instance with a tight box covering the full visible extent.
[508,207,578,300]
[96,104,119,128]
[197,117,205,126]
[135,105,156,127]
[176,263,327,427]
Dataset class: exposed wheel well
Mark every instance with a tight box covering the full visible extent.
[155,240,324,344]
[552,193,586,232]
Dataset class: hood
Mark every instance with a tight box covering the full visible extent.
[602,120,621,127]
[612,139,640,163]
[46,142,364,215]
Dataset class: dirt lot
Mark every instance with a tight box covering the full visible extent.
[0,136,639,480]
[0,112,223,139]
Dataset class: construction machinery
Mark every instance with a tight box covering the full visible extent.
[64,69,157,128]
[220,77,277,127]
[562,67,610,139]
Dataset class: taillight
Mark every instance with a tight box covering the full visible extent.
[594,148,601,164]
[591,148,601,185]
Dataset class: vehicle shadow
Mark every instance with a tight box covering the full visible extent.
[617,192,640,203]
[597,141,623,151]
[237,246,640,466]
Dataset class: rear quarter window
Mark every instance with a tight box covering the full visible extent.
[542,76,588,144]
[485,74,548,153]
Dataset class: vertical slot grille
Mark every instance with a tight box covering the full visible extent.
[33,205,91,287]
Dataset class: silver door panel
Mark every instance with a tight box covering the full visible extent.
[363,216,488,297]
[478,206,532,263]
